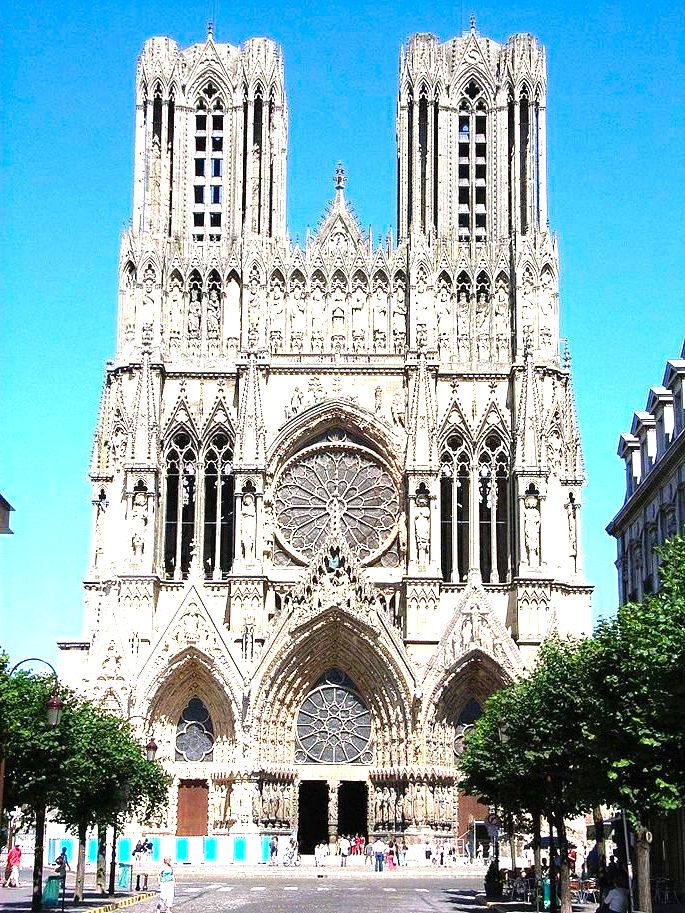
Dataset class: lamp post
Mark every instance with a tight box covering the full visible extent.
[107,716,157,897]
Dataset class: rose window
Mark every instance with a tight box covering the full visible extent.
[296,670,372,764]
[175,697,214,762]
[274,435,399,562]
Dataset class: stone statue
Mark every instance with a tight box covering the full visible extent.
[187,288,201,339]
[566,494,578,570]
[289,275,305,338]
[241,492,257,562]
[374,385,383,414]
[207,287,221,341]
[130,489,148,557]
[523,494,541,566]
[415,495,431,569]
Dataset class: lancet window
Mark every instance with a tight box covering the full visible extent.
[440,433,471,583]
[193,82,225,241]
[457,80,488,242]
[478,433,509,583]
[175,697,215,762]
[519,87,530,234]
[203,432,234,580]
[163,429,235,580]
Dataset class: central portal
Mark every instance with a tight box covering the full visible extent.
[338,781,368,839]
[298,781,328,854]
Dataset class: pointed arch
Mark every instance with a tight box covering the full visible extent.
[145,648,239,765]
[251,607,414,767]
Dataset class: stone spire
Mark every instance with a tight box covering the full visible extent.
[236,354,265,467]
[515,336,541,470]
[131,326,158,464]
[408,354,436,468]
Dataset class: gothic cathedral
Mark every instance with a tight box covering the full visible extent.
[59,24,592,859]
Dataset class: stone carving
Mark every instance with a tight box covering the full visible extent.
[241,492,257,563]
[566,492,578,571]
[130,488,148,557]
[187,287,201,339]
[207,286,221,342]
[414,494,431,569]
[523,493,541,566]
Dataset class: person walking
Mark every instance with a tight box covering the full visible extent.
[3,844,22,887]
[372,836,386,872]
[339,835,350,867]
[157,857,175,913]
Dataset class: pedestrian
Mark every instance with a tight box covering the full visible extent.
[364,840,374,866]
[400,841,408,866]
[3,844,22,887]
[604,878,630,913]
[54,847,71,885]
[372,836,386,872]
[387,841,396,869]
[339,834,350,867]
[157,857,175,913]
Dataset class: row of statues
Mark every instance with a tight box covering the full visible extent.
[371,781,457,831]
[118,265,557,358]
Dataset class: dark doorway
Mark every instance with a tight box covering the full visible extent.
[298,781,328,854]
[177,779,209,836]
[338,781,368,840]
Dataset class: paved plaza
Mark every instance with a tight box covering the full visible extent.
[135,875,486,913]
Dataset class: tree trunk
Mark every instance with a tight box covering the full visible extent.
[108,821,118,896]
[547,813,557,913]
[96,824,107,895]
[593,805,607,896]
[31,804,46,912]
[555,808,572,913]
[634,822,652,913]
[73,821,87,902]
[533,810,542,913]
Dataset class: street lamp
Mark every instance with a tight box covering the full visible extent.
[107,715,157,897]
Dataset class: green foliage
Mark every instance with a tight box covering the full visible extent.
[586,535,685,824]
[0,652,170,837]
[459,534,685,832]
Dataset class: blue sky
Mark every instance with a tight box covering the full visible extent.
[1,0,683,666]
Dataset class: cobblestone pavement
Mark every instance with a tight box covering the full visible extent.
[137,875,485,913]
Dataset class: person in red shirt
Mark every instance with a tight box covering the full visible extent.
[3,844,22,887]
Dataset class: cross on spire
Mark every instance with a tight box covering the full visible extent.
[335,162,346,192]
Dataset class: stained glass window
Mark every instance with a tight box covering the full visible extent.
[295,670,372,764]
[274,434,398,562]
[175,697,214,762]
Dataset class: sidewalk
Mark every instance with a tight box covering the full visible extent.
[0,869,152,913]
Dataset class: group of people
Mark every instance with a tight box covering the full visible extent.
[366,837,408,871]
[133,835,154,891]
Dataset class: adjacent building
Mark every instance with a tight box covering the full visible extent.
[57,23,592,862]
[607,339,685,890]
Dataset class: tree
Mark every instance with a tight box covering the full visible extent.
[0,656,72,911]
[1,654,170,908]
[586,535,685,913]
[460,638,604,913]
[54,702,170,902]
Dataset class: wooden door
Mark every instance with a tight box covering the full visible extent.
[177,779,209,836]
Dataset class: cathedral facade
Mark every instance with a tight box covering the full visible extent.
[59,24,592,860]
